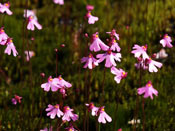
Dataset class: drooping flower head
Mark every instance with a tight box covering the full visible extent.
[96,49,121,68]
[53,0,64,5]
[4,38,18,57]
[81,53,99,69]
[27,15,42,31]
[111,66,127,84]
[97,106,112,124]
[137,81,158,99]
[12,95,22,105]
[24,51,35,61]
[86,11,99,24]
[106,29,119,40]
[160,34,173,48]
[46,104,63,119]
[90,32,109,52]
[131,44,149,60]
[86,5,94,11]
[0,27,8,45]
[145,57,162,72]
[85,102,99,116]
[62,106,78,122]
[41,76,60,92]
[0,2,13,15]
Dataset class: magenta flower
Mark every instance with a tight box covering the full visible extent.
[90,32,109,52]
[65,124,77,131]
[12,95,22,105]
[0,2,13,15]
[4,38,18,57]
[27,15,42,31]
[96,50,121,68]
[0,27,8,45]
[62,106,78,122]
[98,106,112,124]
[137,81,158,99]
[111,66,127,84]
[86,5,94,11]
[24,51,35,61]
[53,0,64,5]
[109,38,121,52]
[131,44,149,60]
[54,75,72,88]
[41,76,60,92]
[86,12,99,24]
[160,34,173,48]
[46,104,63,119]
[118,129,122,131]
[106,29,119,40]
[81,53,99,69]
[24,9,37,20]
[145,58,162,72]
[85,102,99,116]
[40,126,53,131]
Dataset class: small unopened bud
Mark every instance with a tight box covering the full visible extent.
[152,53,157,59]
[84,33,89,38]
[55,48,58,52]
[60,44,65,47]
[40,73,45,78]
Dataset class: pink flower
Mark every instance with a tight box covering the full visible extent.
[131,44,149,60]
[4,38,18,57]
[134,57,148,70]
[137,81,158,99]
[62,106,78,122]
[118,129,122,131]
[98,106,112,124]
[53,0,64,5]
[27,15,42,31]
[41,76,60,92]
[46,104,63,119]
[106,29,119,40]
[145,58,162,72]
[65,124,77,131]
[111,66,127,84]
[85,102,99,116]
[24,9,37,20]
[160,34,173,48]
[156,48,168,59]
[40,126,53,131]
[90,32,109,52]
[96,50,121,68]
[86,5,94,11]
[86,12,99,24]
[54,75,72,88]
[24,51,35,61]
[109,38,121,52]
[0,2,13,15]
[12,95,22,105]
[0,27,8,45]
[81,53,99,69]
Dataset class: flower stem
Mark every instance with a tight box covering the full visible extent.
[142,98,145,131]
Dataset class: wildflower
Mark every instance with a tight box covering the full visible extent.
[53,0,64,5]
[81,53,99,69]
[160,34,173,48]
[12,95,22,105]
[65,124,77,131]
[111,66,127,84]
[96,50,121,68]
[40,126,53,131]
[4,38,18,57]
[24,51,35,61]
[98,106,112,124]
[90,32,109,52]
[41,76,60,92]
[109,38,121,52]
[86,11,98,24]
[145,58,162,72]
[0,27,8,45]
[86,5,94,11]
[137,81,158,99]
[134,57,148,70]
[131,44,149,60]
[54,75,72,88]
[106,29,119,40]
[156,48,168,59]
[0,2,13,15]
[46,104,63,119]
[85,102,99,116]
[62,106,78,122]
[24,9,37,20]
[27,15,42,31]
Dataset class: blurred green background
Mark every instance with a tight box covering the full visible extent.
[0,0,175,130]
